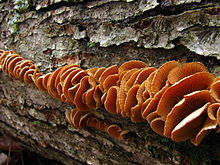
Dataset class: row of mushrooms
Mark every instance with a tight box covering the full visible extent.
[0,50,219,145]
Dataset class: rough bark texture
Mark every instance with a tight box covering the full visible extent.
[0,0,220,165]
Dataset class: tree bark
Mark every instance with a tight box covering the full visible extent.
[0,0,220,165]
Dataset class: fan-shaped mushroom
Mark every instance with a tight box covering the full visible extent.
[167,62,208,84]
[151,61,179,96]
[210,80,220,102]
[157,72,214,120]
[164,90,214,138]
[1,50,219,145]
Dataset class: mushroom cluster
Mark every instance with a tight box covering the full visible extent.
[65,109,128,140]
[0,50,219,145]
[0,50,41,83]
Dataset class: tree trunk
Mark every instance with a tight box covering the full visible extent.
[0,0,220,164]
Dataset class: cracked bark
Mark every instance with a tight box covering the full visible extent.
[0,0,220,165]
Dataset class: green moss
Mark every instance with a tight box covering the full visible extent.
[33,120,42,125]
[13,0,30,13]
[87,41,96,48]
[67,124,73,130]
[8,13,20,35]
[8,0,30,37]
[69,149,77,155]
[69,39,75,49]
[11,22,19,34]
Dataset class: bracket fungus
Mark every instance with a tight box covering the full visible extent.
[65,109,128,140]
[0,50,219,145]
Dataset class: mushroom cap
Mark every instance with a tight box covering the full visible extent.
[88,75,97,87]
[87,117,99,128]
[150,117,165,136]
[66,84,80,103]
[87,117,128,140]
[157,72,214,120]
[8,56,23,77]
[102,74,119,93]
[23,68,36,83]
[142,84,169,120]
[74,76,91,111]
[96,121,108,131]
[107,125,123,139]
[123,84,140,118]
[118,60,147,75]
[191,118,217,146]
[134,67,156,85]
[18,66,29,81]
[62,68,82,102]
[86,67,98,76]
[164,90,214,138]
[136,81,147,105]
[118,69,139,114]
[124,69,143,93]
[35,76,46,91]
[93,85,103,109]
[71,70,87,85]
[151,61,179,96]
[2,53,20,73]
[168,62,208,85]
[130,104,143,123]
[146,111,160,123]
[218,107,220,125]
[207,103,220,121]
[0,51,13,67]
[47,67,63,99]
[65,109,91,129]
[99,65,118,92]
[104,86,118,114]
[141,98,151,117]
[94,67,106,83]
[142,98,159,120]
[145,71,156,98]
[171,102,210,142]
[83,87,96,109]
[210,80,220,102]
[60,65,80,83]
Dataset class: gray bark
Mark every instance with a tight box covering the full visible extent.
[0,0,220,165]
